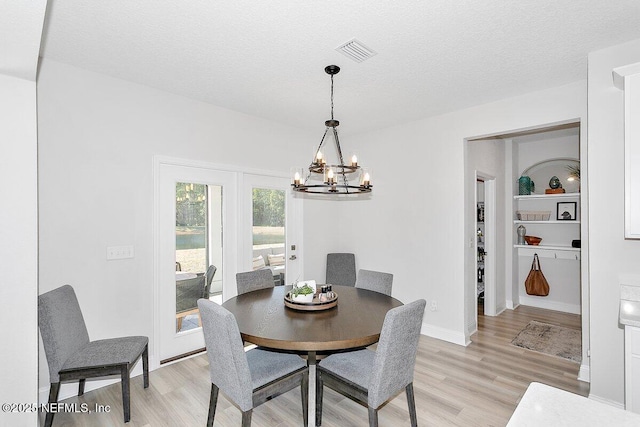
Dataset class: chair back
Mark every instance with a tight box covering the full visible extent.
[236,269,274,295]
[197,298,253,411]
[326,253,356,287]
[355,269,393,296]
[368,299,426,409]
[204,265,217,297]
[176,275,206,313]
[38,285,91,383]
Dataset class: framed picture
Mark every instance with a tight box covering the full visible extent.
[557,201,577,220]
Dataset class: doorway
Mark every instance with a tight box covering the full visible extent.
[476,174,497,320]
[466,121,589,382]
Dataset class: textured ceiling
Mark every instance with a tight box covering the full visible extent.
[39,0,640,134]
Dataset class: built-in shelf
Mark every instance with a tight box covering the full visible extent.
[514,244,581,260]
[514,244,579,252]
[514,220,581,224]
[514,193,580,200]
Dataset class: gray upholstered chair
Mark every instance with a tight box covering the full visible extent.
[38,285,149,426]
[236,268,275,295]
[355,269,394,296]
[316,299,426,427]
[326,253,357,287]
[197,298,309,426]
[176,274,207,331]
[205,264,217,297]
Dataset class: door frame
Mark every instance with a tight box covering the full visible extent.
[152,156,303,368]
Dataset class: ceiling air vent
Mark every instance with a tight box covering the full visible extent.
[335,39,377,63]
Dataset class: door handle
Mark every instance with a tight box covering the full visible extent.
[289,255,297,260]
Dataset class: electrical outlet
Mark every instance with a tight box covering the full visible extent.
[430,300,438,311]
[107,245,134,260]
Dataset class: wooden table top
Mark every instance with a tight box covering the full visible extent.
[222,285,403,353]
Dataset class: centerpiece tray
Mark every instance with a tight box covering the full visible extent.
[284,292,338,311]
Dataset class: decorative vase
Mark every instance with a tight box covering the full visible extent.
[517,225,526,245]
[518,176,531,195]
[292,293,314,303]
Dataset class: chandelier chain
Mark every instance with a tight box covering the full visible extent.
[330,74,334,120]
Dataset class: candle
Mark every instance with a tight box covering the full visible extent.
[293,171,301,186]
[316,151,324,164]
[351,155,358,167]
[363,172,370,187]
[327,168,335,184]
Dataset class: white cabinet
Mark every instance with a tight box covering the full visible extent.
[621,283,640,413]
[513,193,581,258]
[626,326,640,413]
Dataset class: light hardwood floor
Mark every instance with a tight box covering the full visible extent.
[43,305,588,426]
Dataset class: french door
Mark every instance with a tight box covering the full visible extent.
[156,161,237,362]
[155,159,303,364]
[242,174,302,285]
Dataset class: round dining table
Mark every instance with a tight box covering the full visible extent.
[222,284,403,361]
[222,284,403,425]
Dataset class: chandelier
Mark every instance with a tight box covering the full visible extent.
[292,65,372,194]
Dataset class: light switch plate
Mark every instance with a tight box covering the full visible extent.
[107,245,134,260]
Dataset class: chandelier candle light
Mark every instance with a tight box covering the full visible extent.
[291,65,372,194]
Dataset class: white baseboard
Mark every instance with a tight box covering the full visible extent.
[421,322,469,346]
[578,363,591,383]
[519,296,580,314]
[506,300,520,310]
[588,393,625,410]
[39,357,150,405]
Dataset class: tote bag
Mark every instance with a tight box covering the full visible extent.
[525,253,550,296]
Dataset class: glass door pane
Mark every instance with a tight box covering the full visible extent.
[252,188,286,286]
[175,182,223,333]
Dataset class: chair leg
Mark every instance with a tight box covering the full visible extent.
[207,384,219,427]
[301,369,309,427]
[368,407,379,427]
[142,344,149,388]
[406,383,417,427]
[177,316,183,331]
[241,409,252,427]
[44,382,60,427]
[78,379,86,396]
[121,365,131,422]
[315,370,323,426]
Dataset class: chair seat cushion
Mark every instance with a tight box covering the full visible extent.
[318,349,375,389]
[246,348,306,389]
[60,336,148,373]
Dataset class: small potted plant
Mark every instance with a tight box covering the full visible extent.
[289,283,315,303]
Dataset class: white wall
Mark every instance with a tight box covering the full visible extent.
[313,81,587,345]
[0,2,46,426]
[587,38,640,405]
[0,73,39,427]
[36,59,311,399]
